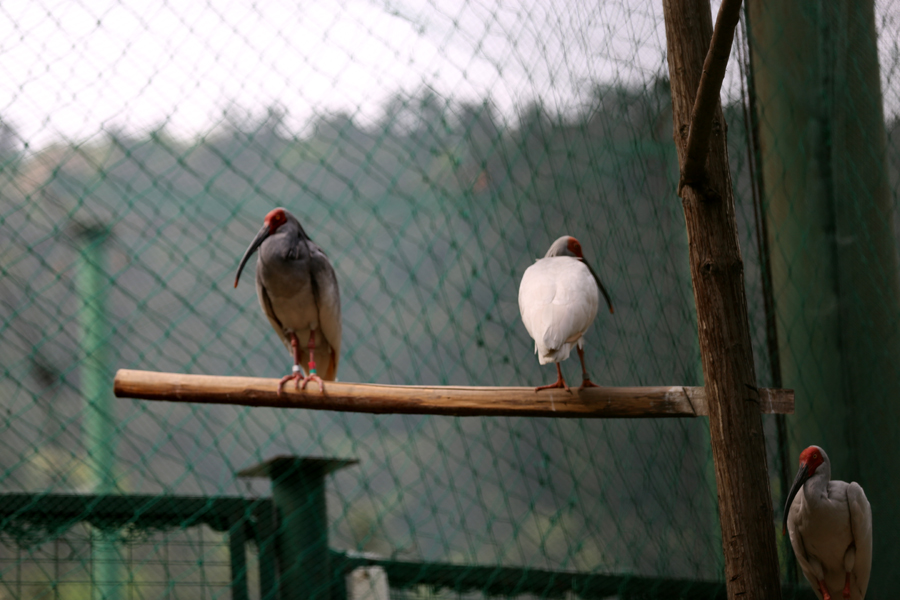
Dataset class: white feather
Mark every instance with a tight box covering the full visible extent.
[518,256,599,365]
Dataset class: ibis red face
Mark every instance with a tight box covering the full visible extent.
[234,208,289,288]
[782,445,825,535]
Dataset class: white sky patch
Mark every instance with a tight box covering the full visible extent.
[0,0,672,148]
[0,0,896,150]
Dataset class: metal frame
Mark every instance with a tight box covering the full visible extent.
[0,484,817,600]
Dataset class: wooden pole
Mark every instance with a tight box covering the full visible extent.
[661,0,783,598]
[113,369,794,418]
[680,0,744,191]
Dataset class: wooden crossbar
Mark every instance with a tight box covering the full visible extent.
[113,369,793,418]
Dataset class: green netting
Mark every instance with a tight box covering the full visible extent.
[0,0,897,598]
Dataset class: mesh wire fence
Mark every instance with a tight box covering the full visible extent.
[0,0,898,598]
[0,524,246,600]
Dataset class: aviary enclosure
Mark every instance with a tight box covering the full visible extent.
[1,0,899,599]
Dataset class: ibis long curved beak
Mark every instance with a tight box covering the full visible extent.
[782,462,810,536]
[583,259,614,314]
[234,224,271,288]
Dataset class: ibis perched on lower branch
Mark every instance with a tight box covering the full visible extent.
[783,445,872,600]
[518,236,614,392]
[234,208,342,394]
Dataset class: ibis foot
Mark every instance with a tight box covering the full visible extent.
[817,580,831,600]
[277,371,325,395]
[299,373,324,391]
[535,363,571,394]
[534,380,570,393]
[578,378,599,391]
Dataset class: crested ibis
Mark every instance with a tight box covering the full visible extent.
[234,207,341,394]
[783,445,872,600]
[518,235,614,392]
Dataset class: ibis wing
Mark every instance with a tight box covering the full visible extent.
[786,498,821,595]
[847,482,872,597]
[257,273,292,352]
[536,294,597,351]
[518,258,599,361]
[310,246,342,380]
[518,261,557,343]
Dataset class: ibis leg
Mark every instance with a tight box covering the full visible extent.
[535,363,571,393]
[576,346,599,390]
[842,573,851,599]
[299,330,324,391]
[277,332,304,396]
[277,332,324,394]
[817,580,832,600]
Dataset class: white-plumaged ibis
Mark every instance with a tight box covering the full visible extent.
[518,235,614,392]
[783,445,872,600]
[234,208,341,394]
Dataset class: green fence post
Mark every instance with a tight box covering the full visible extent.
[239,456,358,600]
[75,224,120,600]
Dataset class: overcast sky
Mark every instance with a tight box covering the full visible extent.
[0,0,896,150]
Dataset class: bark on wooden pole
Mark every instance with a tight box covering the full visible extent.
[661,1,783,598]
[680,0,744,191]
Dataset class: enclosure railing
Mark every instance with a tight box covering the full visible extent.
[0,455,818,600]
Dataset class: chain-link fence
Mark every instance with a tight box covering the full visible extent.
[1,0,898,598]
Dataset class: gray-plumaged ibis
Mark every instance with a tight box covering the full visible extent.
[234,208,341,394]
[783,445,872,600]
[518,235,614,392]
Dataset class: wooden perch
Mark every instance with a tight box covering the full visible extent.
[114,369,793,418]
[679,0,744,193]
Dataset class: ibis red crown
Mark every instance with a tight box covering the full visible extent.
[566,236,584,258]
[264,208,287,232]
[798,445,825,475]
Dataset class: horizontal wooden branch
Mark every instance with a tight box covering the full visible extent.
[114,370,793,418]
